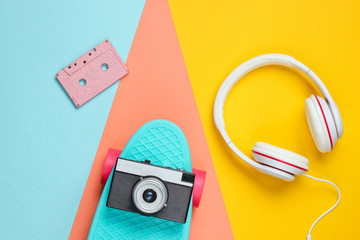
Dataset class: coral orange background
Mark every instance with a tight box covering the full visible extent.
[69,1,233,239]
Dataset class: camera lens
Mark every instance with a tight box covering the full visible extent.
[143,189,157,203]
[132,177,168,214]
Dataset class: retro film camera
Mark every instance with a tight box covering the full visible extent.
[107,158,195,223]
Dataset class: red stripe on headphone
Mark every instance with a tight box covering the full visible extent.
[252,150,308,172]
[258,162,294,176]
[314,95,333,149]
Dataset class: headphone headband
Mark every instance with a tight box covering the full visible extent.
[214,54,343,136]
[213,54,343,170]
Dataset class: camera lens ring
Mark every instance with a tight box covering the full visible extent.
[132,177,168,214]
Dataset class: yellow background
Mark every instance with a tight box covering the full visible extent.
[168,0,360,239]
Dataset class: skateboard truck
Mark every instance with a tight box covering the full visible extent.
[102,148,206,208]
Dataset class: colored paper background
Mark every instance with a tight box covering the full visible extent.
[168,0,360,239]
[2,0,359,239]
[69,1,233,239]
[0,1,145,239]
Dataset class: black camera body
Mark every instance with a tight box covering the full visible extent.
[107,158,195,223]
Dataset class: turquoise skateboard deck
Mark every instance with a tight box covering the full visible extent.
[88,120,193,240]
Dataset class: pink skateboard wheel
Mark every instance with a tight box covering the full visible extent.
[192,168,206,208]
[101,148,122,185]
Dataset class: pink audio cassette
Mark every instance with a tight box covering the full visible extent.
[56,40,128,107]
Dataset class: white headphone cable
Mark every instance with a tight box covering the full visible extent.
[302,174,341,240]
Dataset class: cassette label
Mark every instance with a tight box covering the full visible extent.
[56,40,128,107]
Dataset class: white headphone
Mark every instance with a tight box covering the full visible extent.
[214,53,343,181]
[213,54,343,239]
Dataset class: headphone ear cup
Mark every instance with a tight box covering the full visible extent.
[255,162,295,182]
[305,94,338,153]
[252,142,309,181]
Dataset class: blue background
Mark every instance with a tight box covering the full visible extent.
[0,0,145,239]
